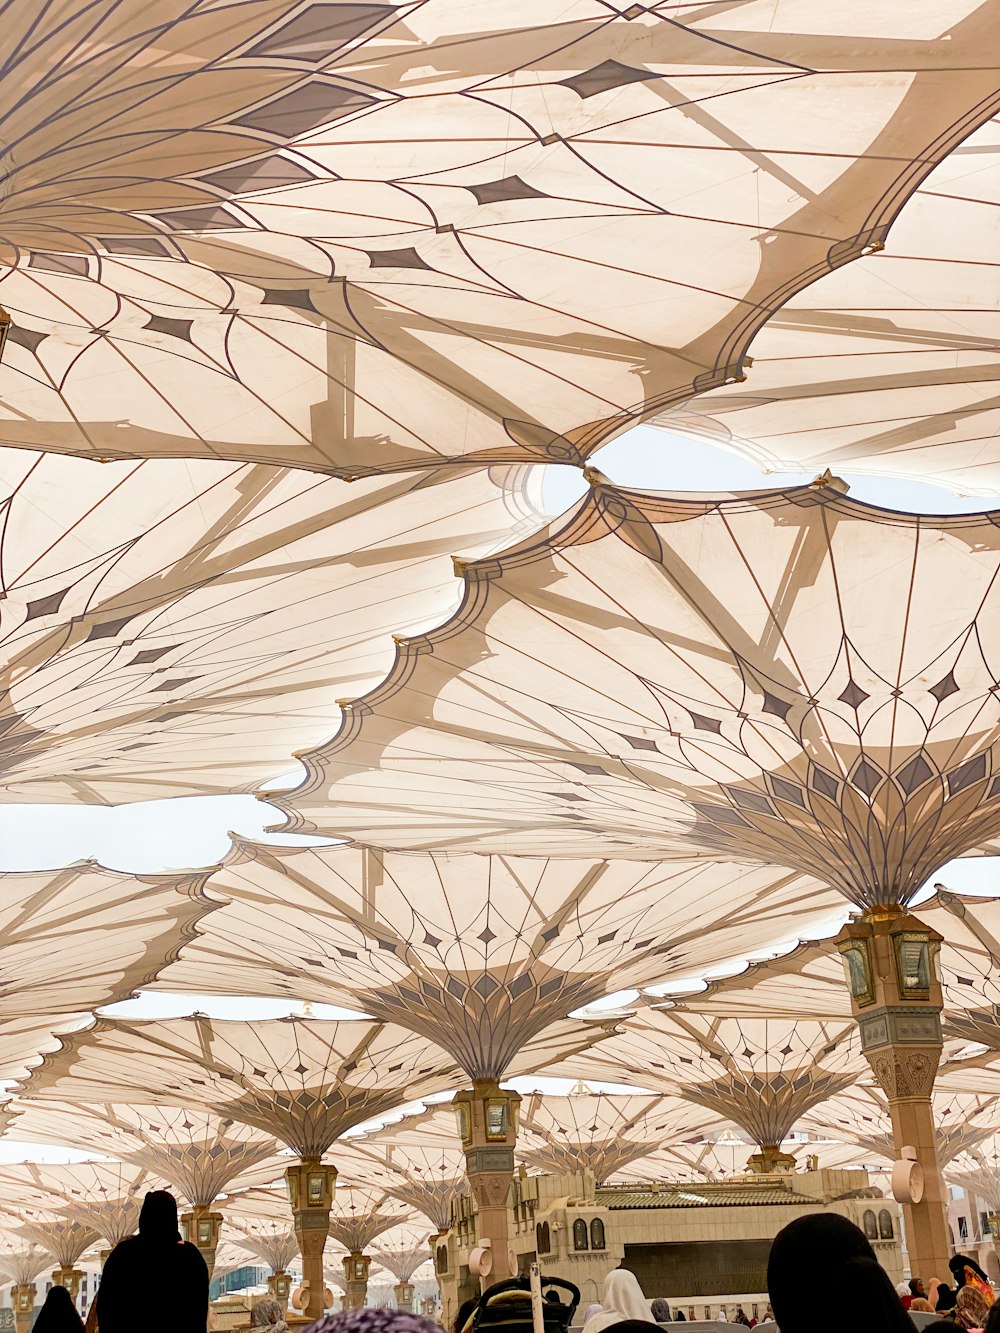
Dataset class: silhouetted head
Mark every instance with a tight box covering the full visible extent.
[138,1189,181,1243]
[768,1214,916,1333]
[33,1285,84,1333]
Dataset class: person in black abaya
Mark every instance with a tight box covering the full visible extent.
[94,1189,209,1333]
[767,1213,916,1333]
[34,1286,85,1333]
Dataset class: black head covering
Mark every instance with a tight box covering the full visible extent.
[32,1286,85,1333]
[768,1214,916,1333]
[950,1253,991,1287]
[936,1286,958,1312]
[138,1189,181,1244]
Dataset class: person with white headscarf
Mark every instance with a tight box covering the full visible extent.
[582,1270,656,1333]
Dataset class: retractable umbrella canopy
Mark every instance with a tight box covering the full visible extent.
[0,862,214,1080]
[1,3,998,476]
[160,842,844,1080]
[653,115,1000,498]
[0,448,541,804]
[273,479,1000,915]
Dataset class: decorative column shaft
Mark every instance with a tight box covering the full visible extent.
[343,1252,371,1310]
[453,1080,521,1288]
[746,1145,795,1174]
[11,1283,35,1333]
[181,1206,223,1278]
[268,1270,292,1310]
[836,910,951,1281]
[394,1280,415,1312]
[51,1268,83,1302]
[286,1158,337,1323]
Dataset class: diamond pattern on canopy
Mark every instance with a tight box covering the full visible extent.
[0,4,999,476]
[0,863,213,1080]
[13,1219,99,1270]
[517,1092,727,1182]
[326,1185,414,1252]
[675,890,1000,1045]
[557,1009,868,1153]
[15,1017,466,1160]
[0,1162,153,1247]
[0,1244,49,1287]
[0,1102,288,1209]
[227,1220,299,1276]
[372,1236,432,1284]
[332,1109,468,1231]
[228,1183,415,1239]
[653,115,1000,498]
[0,448,540,804]
[272,481,1000,907]
[800,1087,998,1166]
[160,843,843,1079]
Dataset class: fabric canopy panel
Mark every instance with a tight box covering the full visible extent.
[800,1087,998,1166]
[158,842,844,1079]
[273,481,1000,907]
[1,4,1000,476]
[332,1109,469,1230]
[653,115,1000,497]
[0,1245,49,1287]
[0,448,540,804]
[13,1219,98,1269]
[558,1009,867,1148]
[518,1091,727,1181]
[372,1239,433,1285]
[0,863,213,1080]
[679,891,1000,1042]
[15,1016,464,1159]
[326,1185,414,1251]
[0,1157,154,1221]
[0,1102,288,1208]
[227,1222,299,1275]
[228,1183,414,1236]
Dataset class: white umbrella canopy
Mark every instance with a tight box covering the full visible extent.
[0,862,214,1082]
[0,4,998,478]
[0,448,542,805]
[652,114,1000,499]
[159,842,845,1080]
[271,479,1000,916]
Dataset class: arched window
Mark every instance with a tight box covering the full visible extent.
[862,1210,878,1240]
[878,1209,894,1239]
[435,1245,449,1273]
[573,1218,589,1251]
[536,1222,551,1254]
[590,1219,606,1250]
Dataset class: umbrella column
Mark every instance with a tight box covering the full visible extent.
[286,1160,337,1323]
[836,910,950,1281]
[342,1252,371,1309]
[181,1206,223,1278]
[11,1284,35,1333]
[454,1082,521,1287]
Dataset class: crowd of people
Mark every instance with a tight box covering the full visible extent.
[19,1192,1000,1333]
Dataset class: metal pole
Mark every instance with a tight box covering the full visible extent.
[529,1263,544,1333]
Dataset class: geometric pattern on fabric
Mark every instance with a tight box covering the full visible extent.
[15,1016,465,1159]
[517,1092,727,1182]
[557,1009,868,1148]
[2,6,1000,477]
[163,842,844,1079]
[653,116,1000,499]
[0,864,214,1082]
[0,1102,287,1208]
[0,453,541,804]
[273,482,1000,907]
